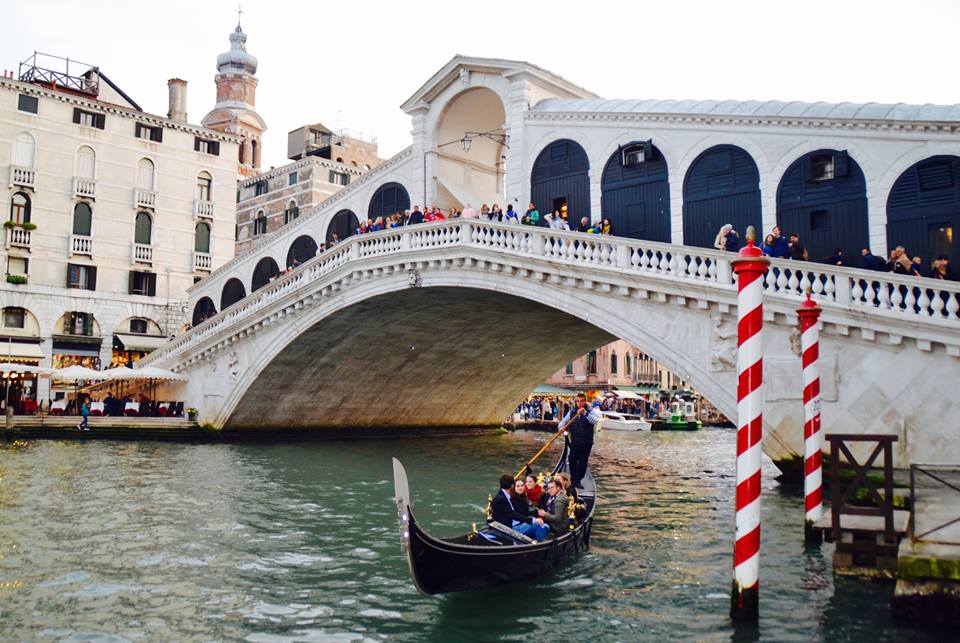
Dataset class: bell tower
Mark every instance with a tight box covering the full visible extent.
[201,10,266,178]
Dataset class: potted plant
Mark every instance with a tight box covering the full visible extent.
[2,221,15,229]
[21,222,37,231]
[5,274,27,285]
[186,407,198,421]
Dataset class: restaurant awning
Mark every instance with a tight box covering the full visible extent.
[114,333,168,352]
[0,341,44,361]
[52,336,102,357]
[533,385,578,396]
[615,385,660,394]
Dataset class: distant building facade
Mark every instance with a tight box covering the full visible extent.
[0,52,238,404]
[544,339,689,391]
[235,125,382,253]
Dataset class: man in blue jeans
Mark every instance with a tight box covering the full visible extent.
[76,398,90,431]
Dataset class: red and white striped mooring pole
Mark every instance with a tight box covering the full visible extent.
[797,293,823,543]
[730,227,769,621]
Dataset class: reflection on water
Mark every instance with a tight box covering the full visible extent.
[0,430,947,641]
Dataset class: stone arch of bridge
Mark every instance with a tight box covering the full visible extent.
[211,275,755,451]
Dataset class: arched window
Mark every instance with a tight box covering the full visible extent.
[10,192,31,224]
[194,222,211,253]
[253,210,267,236]
[610,352,618,374]
[76,145,96,179]
[13,132,35,168]
[73,202,92,236]
[134,212,152,245]
[327,209,360,243]
[625,354,632,375]
[587,350,598,375]
[286,235,318,267]
[197,171,213,201]
[251,140,258,166]
[284,199,299,224]
[220,278,246,310]
[135,158,155,191]
[251,256,280,291]
[192,297,217,326]
[239,141,246,164]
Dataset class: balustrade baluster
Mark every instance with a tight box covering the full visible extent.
[946,293,959,320]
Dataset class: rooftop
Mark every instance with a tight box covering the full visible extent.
[532,98,960,123]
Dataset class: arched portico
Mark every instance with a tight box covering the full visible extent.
[530,139,590,224]
[251,257,280,292]
[887,155,960,264]
[600,141,670,241]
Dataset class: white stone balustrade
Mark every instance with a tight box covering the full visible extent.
[71,234,93,255]
[4,226,31,249]
[194,252,212,272]
[73,177,96,199]
[132,243,153,264]
[194,199,215,219]
[10,165,35,189]
[148,220,960,373]
[135,189,157,209]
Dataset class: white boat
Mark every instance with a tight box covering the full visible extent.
[600,411,652,432]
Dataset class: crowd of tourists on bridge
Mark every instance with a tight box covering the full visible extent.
[714,223,957,280]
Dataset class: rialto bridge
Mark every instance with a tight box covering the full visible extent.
[142,55,960,470]
[143,218,960,470]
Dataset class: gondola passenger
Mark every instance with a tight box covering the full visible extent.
[490,474,548,540]
[524,473,544,509]
[537,478,569,533]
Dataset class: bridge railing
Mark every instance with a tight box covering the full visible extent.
[152,219,960,368]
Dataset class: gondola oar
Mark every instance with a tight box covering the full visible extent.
[514,428,567,479]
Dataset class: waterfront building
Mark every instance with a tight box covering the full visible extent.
[0,52,239,404]
[545,339,688,393]
[235,125,381,254]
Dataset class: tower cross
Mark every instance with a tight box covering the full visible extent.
[236,4,243,27]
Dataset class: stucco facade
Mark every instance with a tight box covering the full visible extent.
[0,63,239,401]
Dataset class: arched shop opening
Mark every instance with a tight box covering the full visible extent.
[600,140,670,241]
[682,145,761,249]
[887,155,960,265]
[530,139,590,225]
[776,149,868,262]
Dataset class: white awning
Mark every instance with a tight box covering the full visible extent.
[0,341,44,361]
[115,333,168,352]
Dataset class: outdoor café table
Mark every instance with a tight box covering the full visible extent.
[90,401,105,416]
[50,399,67,415]
[124,402,140,416]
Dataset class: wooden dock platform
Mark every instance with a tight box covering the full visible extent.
[4,416,208,441]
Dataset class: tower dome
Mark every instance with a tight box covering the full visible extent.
[216,24,258,75]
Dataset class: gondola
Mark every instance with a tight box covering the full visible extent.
[392,439,597,595]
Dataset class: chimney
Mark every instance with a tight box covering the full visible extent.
[167,78,188,123]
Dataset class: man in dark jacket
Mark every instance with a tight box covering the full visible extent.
[490,474,547,539]
[558,393,602,489]
[769,226,790,258]
[861,248,887,271]
[788,233,806,260]
[407,206,424,225]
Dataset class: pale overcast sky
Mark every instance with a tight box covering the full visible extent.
[5,0,958,169]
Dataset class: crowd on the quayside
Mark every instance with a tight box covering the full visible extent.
[280,202,958,281]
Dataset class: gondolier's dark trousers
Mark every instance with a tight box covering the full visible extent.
[569,441,592,489]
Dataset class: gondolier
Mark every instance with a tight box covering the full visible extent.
[558,393,601,489]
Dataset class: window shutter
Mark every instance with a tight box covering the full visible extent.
[82,314,92,336]
[128,271,136,295]
[194,137,201,152]
[135,123,142,138]
[834,150,849,178]
[152,127,163,143]
[72,107,82,124]
[88,266,97,291]
[147,272,157,297]
[643,139,654,161]
[95,113,105,130]
[211,141,220,156]
[66,264,76,288]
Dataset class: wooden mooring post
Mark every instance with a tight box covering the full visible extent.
[812,434,910,574]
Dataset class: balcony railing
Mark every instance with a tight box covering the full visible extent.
[193,251,212,272]
[71,234,93,256]
[194,199,214,219]
[73,177,96,199]
[132,243,153,264]
[135,189,157,209]
[5,226,31,249]
[10,165,36,189]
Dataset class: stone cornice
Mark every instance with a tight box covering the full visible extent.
[238,156,365,188]
[524,109,960,135]
[1,77,242,143]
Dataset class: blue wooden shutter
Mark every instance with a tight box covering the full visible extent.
[834,151,849,178]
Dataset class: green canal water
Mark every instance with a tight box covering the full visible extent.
[0,429,947,641]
